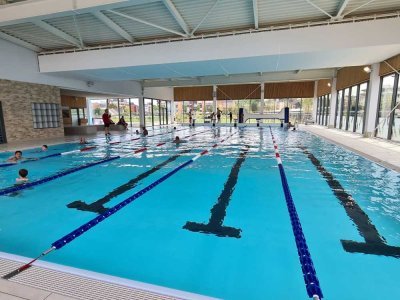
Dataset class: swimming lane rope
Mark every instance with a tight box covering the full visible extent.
[0,128,187,167]
[268,126,323,300]
[2,130,237,280]
[0,156,120,196]
[0,129,206,196]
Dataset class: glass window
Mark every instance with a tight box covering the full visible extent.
[32,103,60,129]
[390,77,400,142]
[217,100,227,123]
[325,94,330,126]
[166,101,171,124]
[286,98,301,124]
[347,86,358,131]
[317,97,322,124]
[144,98,153,127]
[130,98,140,127]
[376,75,395,139]
[301,98,313,124]
[356,83,367,134]
[341,88,350,129]
[107,99,119,123]
[335,91,342,129]
[89,99,107,125]
[152,99,160,126]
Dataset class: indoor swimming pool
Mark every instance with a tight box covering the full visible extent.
[0,126,399,299]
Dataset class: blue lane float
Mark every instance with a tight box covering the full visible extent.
[269,126,323,300]
[0,156,119,196]
[2,131,237,280]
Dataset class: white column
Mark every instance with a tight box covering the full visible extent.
[138,96,145,130]
[171,99,176,124]
[328,77,337,128]
[260,83,265,114]
[87,99,93,125]
[312,81,318,122]
[213,85,217,112]
[364,63,380,137]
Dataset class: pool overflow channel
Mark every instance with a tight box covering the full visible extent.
[0,128,205,196]
[2,130,238,280]
[269,127,323,300]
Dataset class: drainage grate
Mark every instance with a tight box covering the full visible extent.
[0,257,184,300]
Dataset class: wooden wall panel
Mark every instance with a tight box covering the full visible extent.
[380,53,400,76]
[317,79,332,97]
[264,81,314,98]
[217,84,261,100]
[174,86,213,101]
[336,66,370,91]
[61,95,86,108]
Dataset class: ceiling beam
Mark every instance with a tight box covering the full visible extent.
[190,0,220,36]
[142,69,335,87]
[304,0,333,18]
[93,11,134,43]
[252,0,259,29]
[343,0,375,17]
[162,0,190,35]
[108,9,187,38]
[32,20,83,48]
[336,0,351,18]
[0,31,42,52]
[0,0,160,27]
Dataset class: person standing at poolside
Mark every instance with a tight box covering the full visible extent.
[142,126,148,136]
[102,109,112,137]
[217,108,222,123]
[229,111,233,123]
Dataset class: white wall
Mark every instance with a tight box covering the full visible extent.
[0,38,142,97]
[143,87,174,100]
[38,18,400,74]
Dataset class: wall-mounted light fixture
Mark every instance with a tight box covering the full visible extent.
[327,82,331,87]
[363,66,372,73]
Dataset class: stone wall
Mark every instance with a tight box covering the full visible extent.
[0,79,63,142]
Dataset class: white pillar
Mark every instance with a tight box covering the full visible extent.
[87,99,93,125]
[364,63,380,137]
[171,99,176,124]
[138,96,145,130]
[312,81,318,122]
[260,83,265,114]
[328,77,337,128]
[213,85,217,112]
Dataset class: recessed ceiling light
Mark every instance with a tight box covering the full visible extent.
[363,66,372,73]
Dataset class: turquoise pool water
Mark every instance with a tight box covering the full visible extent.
[0,126,399,299]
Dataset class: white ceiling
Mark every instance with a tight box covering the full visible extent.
[0,0,399,87]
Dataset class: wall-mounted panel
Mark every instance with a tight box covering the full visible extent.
[317,79,332,97]
[336,66,369,91]
[264,81,314,98]
[380,53,400,76]
[61,95,87,108]
[174,86,213,101]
